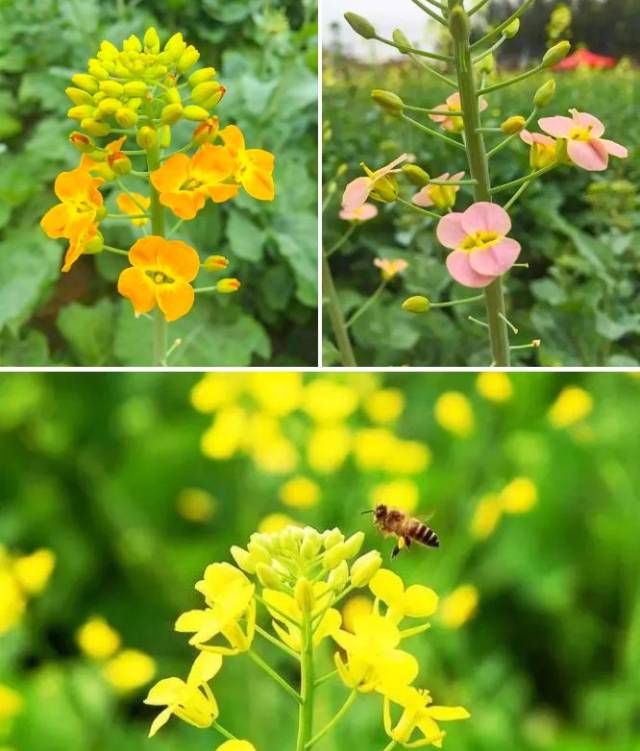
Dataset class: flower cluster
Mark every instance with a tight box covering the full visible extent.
[0,546,55,635]
[41,27,275,343]
[144,524,469,749]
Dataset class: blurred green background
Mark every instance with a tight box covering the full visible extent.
[1,371,640,750]
[0,0,318,366]
[322,1,640,367]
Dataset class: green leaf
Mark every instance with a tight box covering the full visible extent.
[227,209,264,262]
[272,212,318,307]
[0,330,49,366]
[57,299,117,365]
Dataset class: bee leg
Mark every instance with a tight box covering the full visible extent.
[391,543,401,558]
[404,536,412,549]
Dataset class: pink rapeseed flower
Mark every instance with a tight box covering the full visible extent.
[374,258,408,282]
[412,172,465,212]
[339,202,379,222]
[437,202,521,288]
[342,154,408,213]
[519,130,558,169]
[538,109,627,172]
[429,93,488,134]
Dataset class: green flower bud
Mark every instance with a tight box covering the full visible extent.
[300,528,323,559]
[161,103,183,124]
[344,12,376,40]
[449,6,469,42]
[503,19,520,38]
[392,29,411,54]
[323,542,348,571]
[500,115,526,134]
[247,540,272,564]
[72,74,99,93]
[163,85,182,105]
[144,27,161,54]
[542,41,571,68]
[115,107,138,128]
[230,545,256,574]
[402,295,431,313]
[189,67,217,86]
[475,52,495,75]
[80,118,111,137]
[256,563,283,590]
[294,578,315,614]
[182,104,210,121]
[533,78,556,108]
[371,89,404,116]
[323,528,344,550]
[84,231,104,255]
[350,550,382,587]
[123,80,148,97]
[402,164,431,187]
[343,531,365,559]
[370,174,400,203]
[336,163,348,177]
[65,87,94,106]
[110,153,132,177]
[136,125,157,150]
[328,561,349,589]
[177,46,200,73]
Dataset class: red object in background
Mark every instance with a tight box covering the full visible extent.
[554,48,616,71]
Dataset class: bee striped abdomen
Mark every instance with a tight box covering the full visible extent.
[415,522,440,548]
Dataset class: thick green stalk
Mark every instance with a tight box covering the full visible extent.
[145,141,167,366]
[449,0,510,365]
[323,255,357,366]
[296,616,315,751]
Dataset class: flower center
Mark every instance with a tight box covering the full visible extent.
[181,177,204,191]
[568,125,593,142]
[147,270,174,285]
[460,230,499,252]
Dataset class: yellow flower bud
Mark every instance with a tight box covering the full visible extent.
[192,117,221,146]
[84,231,104,255]
[203,254,229,271]
[323,543,348,571]
[216,278,241,294]
[500,115,526,135]
[255,563,283,589]
[65,87,94,106]
[115,107,138,128]
[123,34,142,53]
[542,41,571,67]
[402,295,430,313]
[369,174,399,203]
[191,81,224,106]
[328,560,349,589]
[99,80,124,97]
[123,80,148,97]
[371,89,404,116]
[294,578,315,613]
[163,85,182,105]
[177,45,200,73]
[88,60,110,80]
[182,105,210,121]
[230,545,257,574]
[200,87,226,110]
[300,528,323,559]
[161,103,183,124]
[189,67,217,86]
[143,27,161,54]
[110,153,132,177]
[126,97,143,112]
[99,40,119,60]
[162,32,186,62]
[402,164,430,187]
[533,79,556,108]
[344,12,376,40]
[68,105,95,120]
[476,52,495,75]
[160,125,171,149]
[69,131,95,153]
[350,550,382,587]
[323,528,344,549]
[81,118,111,137]
[97,97,121,116]
[343,531,365,558]
[136,126,158,150]
[71,73,99,93]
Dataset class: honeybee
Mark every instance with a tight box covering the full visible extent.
[364,504,440,558]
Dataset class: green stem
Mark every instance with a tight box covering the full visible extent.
[487,107,537,158]
[472,35,507,65]
[382,741,398,751]
[397,196,441,220]
[346,282,386,328]
[314,669,338,688]
[212,721,237,741]
[431,293,484,308]
[450,2,510,365]
[323,255,357,366]
[102,244,128,256]
[400,113,467,150]
[491,162,556,193]
[408,52,458,88]
[479,64,545,95]
[255,624,300,660]
[305,690,357,749]
[193,285,219,293]
[325,224,356,258]
[296,614,315,751]
[409,0,448,26]
[247,650,302,703]
[503,175,535,211]
[468,0,490,14]
[376,35,450,58]
[145,141,167,367]
[470,0,536,50]
[405,105,465,116]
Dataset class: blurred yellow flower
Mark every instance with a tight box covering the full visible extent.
[217,742,256,751]
[191,374,243,413]
[302,379,359,423]
[475,372,513,402]
[383,440,432,475]
[470,494,503,539]
[548,386,593,428]
[12,549,55,595]
[499,477,538,513]
[370,569,438,623]
[440,585,479,629]
[434,392,474,437]
[77,617,121,660]
[247,373,303,416]
[201,406,247,459]
[364,389,405,424]
[258,513,298,534]
[371,479,419,513]
[341,595,373,633]
[307,425,351,473]
[352,428,397,470]
[176,488,216,523]
[104,649,156,693]
[250,435,298,474]
[0,684,23,720]
[0,569,25,635]
[279,476,320,509]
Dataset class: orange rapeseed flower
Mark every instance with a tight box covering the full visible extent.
[220,125,275,201]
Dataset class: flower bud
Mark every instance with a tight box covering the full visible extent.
[69,131,95,153]
[136,126,157,150]
[110,152,132,176]
[115,107,138,128]
[294,578,315,613]
[542,41,571,68]
[503,18,520,38]
[216,278,241,294]
[182,105,210,121]
[247,540,271,564]
[160,125,171,149]
[402,295,431,313]
[371,89,404,116]
[191,81,224,106]
[500,115,526,134]
[343,531,365,559]
[203,254,229,271]
[402,164,430,187]
[475,52,495,75]
[200,86,226,110]
[256,563,283,590]
[189,67,217,86]
[162,32,187,62]
[370,175,400,203]
[161,103,183,125]
[350,550,382,587]
[163,85,182,105]
[144,27,161,54]
[328,560,349,589]
[71,74,98,93]
[323,543,348,571]
[81,118,111,137]
[124,80,148,98]
[177,46,200,73]
[65,87,95,106]
[97,97,121,116]
[84,231,104,255]
[99,80,124,97]
[323,528,344,549]
[88,60,109,80]
[392,29,411,54]
[449,6,469,42]
[192,116,220,146]
[68,105,95,121]
[300,528,323,559]
[123,34,142,53]
[344,12,376,40]
[533,78,556,108]
[230,545,256,574]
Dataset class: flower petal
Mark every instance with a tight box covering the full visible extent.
[468,237,520,276]
[192,144,235,182]
[160,190,206,220]
[412,187,434,207]
[461,202,511,235]
[429,705,471,721]
[157,240,200,282]
[188,651,223,685]
[117,266,156,315]
[129,236,160,268]
[599,138,628,158]
[150,153,190,192]
[370,569,404,605]
[571,109,604,138]
[148,707,173,738]
[240,166,274,201]
[40,204,71,238]
[156,280,195,322]
[342,176,372,212]
[567,139,608,171]
[144,677,186,706]
[219,124,246,156]
[436,212,466,249]
[403,585,439,618]
[538,115,574,138]
[446,251,496,288]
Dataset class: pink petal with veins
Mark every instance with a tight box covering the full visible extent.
[539,115,574,138]
[599,138,628,158]
[570,109,605,138]
[446,251,496,288]
[461,202,511,236]
[567,139,608,171]
[436,212,467,248]
[468,237,521,276]
[342,177,371,212]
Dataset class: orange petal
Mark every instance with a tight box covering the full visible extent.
[129,236,162,268]
[40,204,70,238]
[61,224,97,272]
[206,184,240,204]
[54,168,99,202]
[159,190,205,220]
[246,148,275,172]
[117,266,156,315]
[106,136,127,154]
[192,144,234,182]
[242,167,275,201]
[219,124,245,156]
[157,240,200,282]
[117,193,150,226]
[150,153,191,193]
[156,281,195,322]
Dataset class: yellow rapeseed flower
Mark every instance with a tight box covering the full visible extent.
[548,386,593,428]
[247,373,303,416]
[352,428,397,470]
[370,479,419,514]
[217,742,256,751]
[302,379,359,423]
[263,586,341,652]
[307,425,351,473]
[12,549,56,595]
[383,440,432,475]
[191,374,243,412]
[0,568,25,635]
[0,684,24,721]
[279,476,320,509]
[364,389,405,424]
[247,416,298,474]
[176,488,216,522]
[499,477,538,513]
[475,372,513,402]
[370,569,438,624]
[470,494,503,539]
[200,406,247,459]
[77,617,121,659]
[434,391,474,437]
[341,595,373,632]
[440,585,479,629]
[258,513,299,534]
[103,649,156,693]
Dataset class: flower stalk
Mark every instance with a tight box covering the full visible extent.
[145,141,168,366]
